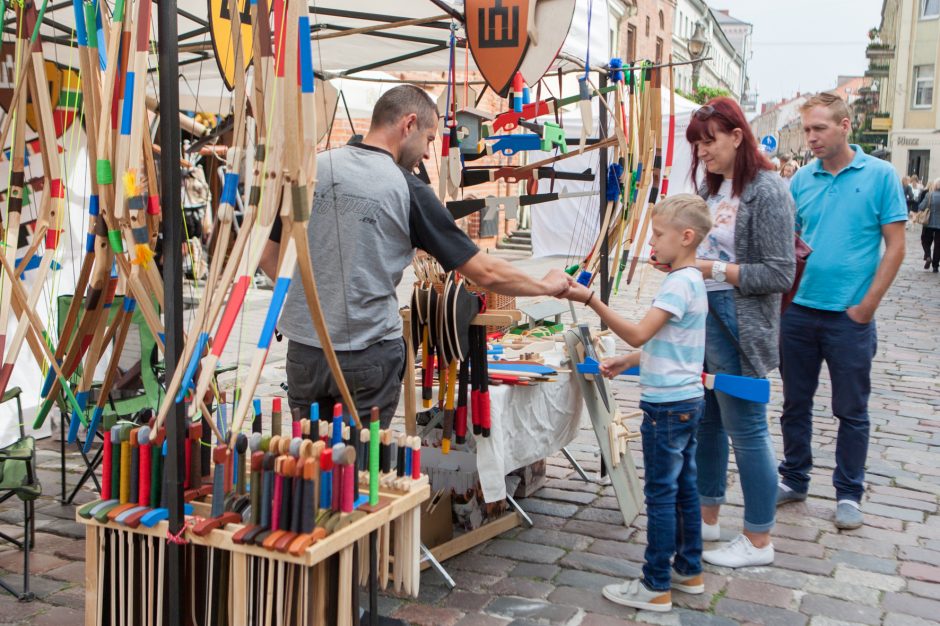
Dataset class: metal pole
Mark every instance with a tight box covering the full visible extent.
[158,0,184,622]
[598,72,610,324]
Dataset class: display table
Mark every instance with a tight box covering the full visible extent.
[475,349,583,502]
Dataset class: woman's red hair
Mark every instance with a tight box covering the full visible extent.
[686,97,773,198]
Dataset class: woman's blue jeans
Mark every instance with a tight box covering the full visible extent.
[696,289,777,534]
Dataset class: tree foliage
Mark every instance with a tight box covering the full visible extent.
[676,86,733,105]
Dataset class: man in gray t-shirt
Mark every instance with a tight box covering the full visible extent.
[261,85,570,426]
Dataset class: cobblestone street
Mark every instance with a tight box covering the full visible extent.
[1,229,939,625]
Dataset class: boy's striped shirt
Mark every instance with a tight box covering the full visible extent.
[640,266,707,403]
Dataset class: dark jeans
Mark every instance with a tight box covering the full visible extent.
[921,226,940,269]
[778,304,877,502]
[285,338,406,428]
[640,397,704,592]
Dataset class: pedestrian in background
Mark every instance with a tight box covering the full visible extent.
[904,176,916,230]
[780,160,800,189]
[779,93,906,530]
[918,179,940,272]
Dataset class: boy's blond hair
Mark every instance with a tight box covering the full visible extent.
[652,194,713,245]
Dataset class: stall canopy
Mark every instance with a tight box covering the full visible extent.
[9,0,609,111]
[0,0,613,438]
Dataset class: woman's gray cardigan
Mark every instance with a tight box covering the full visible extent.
[698,170,796,378]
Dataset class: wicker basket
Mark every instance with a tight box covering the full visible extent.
[421,280,516,335]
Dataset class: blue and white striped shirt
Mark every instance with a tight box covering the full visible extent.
[640,267,707,403]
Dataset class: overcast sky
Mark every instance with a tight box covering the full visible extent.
[708,0,883,104]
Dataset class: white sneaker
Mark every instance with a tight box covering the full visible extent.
[703,534,774,568]
[702,521,720,541]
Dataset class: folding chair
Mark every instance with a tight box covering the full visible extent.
[0,387,40,601]
[53,294,162,503]
[54,294,235,503]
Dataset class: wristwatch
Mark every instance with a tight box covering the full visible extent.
[712,261,728,283]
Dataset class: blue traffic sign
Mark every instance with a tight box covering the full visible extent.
[760,135,778,154]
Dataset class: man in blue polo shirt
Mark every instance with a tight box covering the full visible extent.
[777,93,906,530]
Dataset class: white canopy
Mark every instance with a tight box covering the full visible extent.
[21,0,610,114]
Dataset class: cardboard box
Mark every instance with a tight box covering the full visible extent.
[420,489,453,548]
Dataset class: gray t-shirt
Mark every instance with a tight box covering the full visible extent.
[274,143,478,351]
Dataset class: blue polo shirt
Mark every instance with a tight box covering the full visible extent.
[789,145,906,311]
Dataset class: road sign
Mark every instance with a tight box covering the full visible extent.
[760,135,778,154]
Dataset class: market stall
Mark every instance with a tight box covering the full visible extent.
[0,0,690,621]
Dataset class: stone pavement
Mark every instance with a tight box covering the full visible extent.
[0,229,938,625]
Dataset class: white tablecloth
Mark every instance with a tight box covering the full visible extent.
[475,350,584,502]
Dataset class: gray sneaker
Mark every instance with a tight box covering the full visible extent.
[602,578,672,612]
[835,500,863,530]
[671,569,705,594]
[776,484,807,506]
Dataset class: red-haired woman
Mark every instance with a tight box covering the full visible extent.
[683,97,795,568]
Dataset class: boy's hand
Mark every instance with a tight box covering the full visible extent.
[563,280,593,304]
[648,252,671,273]
[599,354,632,379]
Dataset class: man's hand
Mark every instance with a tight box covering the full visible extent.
[540,268,571,297]
[846,304,874,325]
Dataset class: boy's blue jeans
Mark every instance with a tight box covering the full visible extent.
[639,397,705,592]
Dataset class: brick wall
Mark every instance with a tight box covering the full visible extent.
[619,0,674,64]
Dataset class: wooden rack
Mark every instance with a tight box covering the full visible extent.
[78,483,429,626]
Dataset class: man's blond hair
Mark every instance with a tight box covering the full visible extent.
[800,92,851,126]
[652,194,713,245]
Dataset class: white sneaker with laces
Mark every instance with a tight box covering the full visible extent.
[702,521,720,541]
[702,534,774,568]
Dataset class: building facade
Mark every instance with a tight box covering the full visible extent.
[874,0,940,182]
[611,0,675,65]
[750,76,871,161]
[713,9,754,110]
[671,0,747,99]
[750,95,808,157]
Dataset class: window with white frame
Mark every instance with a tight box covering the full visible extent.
[922,0,939,19]
[914,65,934,108]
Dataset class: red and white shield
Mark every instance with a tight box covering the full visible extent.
[466,0,530,96]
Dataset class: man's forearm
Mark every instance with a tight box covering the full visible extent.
[259,240,279,281]
[477,261,550,296]
[459,255,548,296]
[859,243,904,313]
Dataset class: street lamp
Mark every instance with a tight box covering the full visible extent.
[689,21,709,93]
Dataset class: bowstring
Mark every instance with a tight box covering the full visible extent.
[44,13,83,350]
[311,0,359,416]
[231,0,283,431]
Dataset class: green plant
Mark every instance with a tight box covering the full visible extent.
[677,85,733,105]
